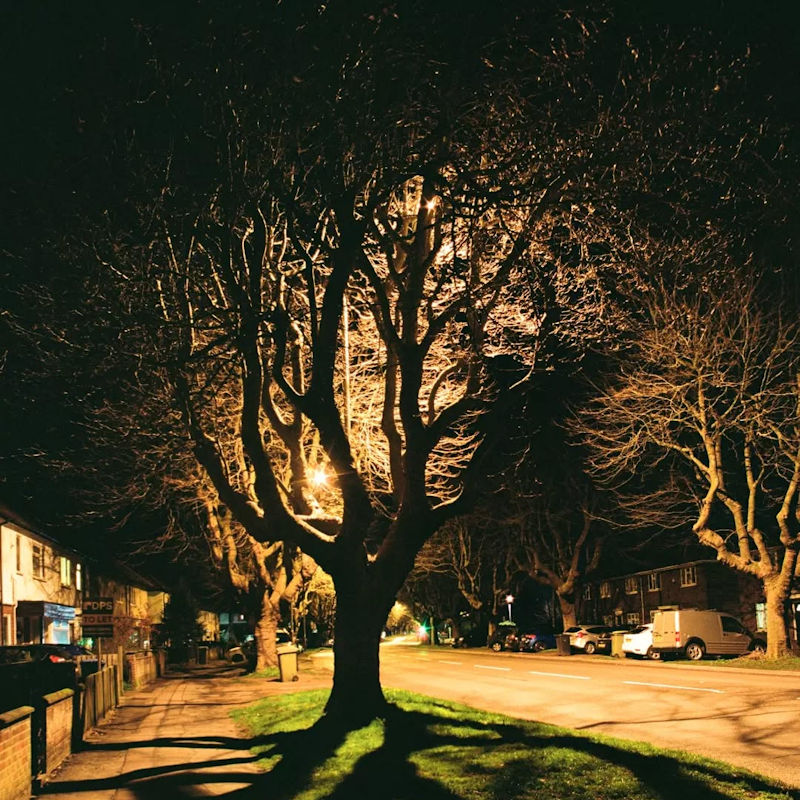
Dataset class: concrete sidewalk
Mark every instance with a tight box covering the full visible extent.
[36,658,333,799]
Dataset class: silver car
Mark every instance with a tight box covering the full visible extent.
[564,624,612,654]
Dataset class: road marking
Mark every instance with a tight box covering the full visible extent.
[438,660,463,666]
[474,664,511,672]
[622,680,724,694]
[528,670,591,681]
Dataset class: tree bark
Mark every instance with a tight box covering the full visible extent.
[557,593,577,629]
[254,590,280,670]
[763,576,791,659]
[324,574,394,725]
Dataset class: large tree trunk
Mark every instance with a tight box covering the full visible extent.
[557,592,577,629]
[254,590,280,670]
[324,574,394,726]
[763,576,791,659]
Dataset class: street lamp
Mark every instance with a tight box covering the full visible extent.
[505,594,514,622]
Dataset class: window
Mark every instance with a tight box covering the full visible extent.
[600,582,611,599]
[755,603,766,630]
[75,563,83,592]
[60,556,71,587]
[32,543,45,579]
[15,535,22,573]
[721,616,745,634]
[603,614,613,626]
[626,612,641,625]
[680,566,697,587]
[647,573,661,592]
[624,577,638,594]
[583,584,592,601]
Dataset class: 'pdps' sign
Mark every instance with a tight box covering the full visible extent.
[83,597,113,615]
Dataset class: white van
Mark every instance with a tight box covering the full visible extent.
[651,608,766,660]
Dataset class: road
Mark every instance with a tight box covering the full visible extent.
[312,641,800,789]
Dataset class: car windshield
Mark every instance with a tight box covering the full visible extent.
[564,627,581,633]
[630,625,648,634]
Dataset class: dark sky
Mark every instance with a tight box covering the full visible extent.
[1,0,798,551]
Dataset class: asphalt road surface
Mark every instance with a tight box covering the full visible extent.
[312,641,800,789]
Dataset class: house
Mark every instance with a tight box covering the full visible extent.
[83,559,170,650]
[583,558,800,650]
[0,504,85,645]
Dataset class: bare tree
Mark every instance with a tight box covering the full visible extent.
[577,278,800,657]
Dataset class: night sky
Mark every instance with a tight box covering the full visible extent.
[1,0,799,563]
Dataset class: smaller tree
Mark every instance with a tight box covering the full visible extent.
[577,277,800,657]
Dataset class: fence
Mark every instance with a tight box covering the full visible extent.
[80,664,119,737]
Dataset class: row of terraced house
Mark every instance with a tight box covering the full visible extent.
[0,502,220,651]
[581,557,800,651]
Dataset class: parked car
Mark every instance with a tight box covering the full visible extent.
[622,623,660,660]
[0,643,92,666]
[651,608,766,660]
[564,624,613,654]
[276,629,303,653]
[517,631,557,652]
[488,621,518,652]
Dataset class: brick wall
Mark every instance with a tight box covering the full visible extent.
[0,705,34,800]
[42,689,73,779]
[125,651,157,689]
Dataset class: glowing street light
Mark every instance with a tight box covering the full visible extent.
[505,594,514,622]
[311,467,328,488]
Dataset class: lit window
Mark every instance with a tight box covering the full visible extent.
[600,582,611,599]
[583,584,592,600]
[680,566,697,587]
[60,556,71,587]
[75,563,83,592]
[626,612,640,625]
[624,577,638,594]
[647,573,661,592]
[32,543,45,579]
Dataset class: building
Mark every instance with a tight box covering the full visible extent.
[583,558,800,650]
[0,504,85,645]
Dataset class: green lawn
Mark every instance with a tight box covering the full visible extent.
[681,654,800,671]
[231,689,797,800]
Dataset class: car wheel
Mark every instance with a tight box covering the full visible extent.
[684,640,705,661]
[584,641,597,655]
[646,647,661,661]
[532,641,546,652]
[491,641,502,652]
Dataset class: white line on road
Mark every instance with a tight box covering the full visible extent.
[438,660,464,666]
[528,670,591,681]
[622,680,724,694]
[474,664,512,672]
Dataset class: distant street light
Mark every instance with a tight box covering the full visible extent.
[505,594,514,622]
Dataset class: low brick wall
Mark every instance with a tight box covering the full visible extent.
[0,705,34,800]
[42,688,74,779]
[125,651,157,689]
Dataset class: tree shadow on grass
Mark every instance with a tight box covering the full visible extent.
[111,702,798,800]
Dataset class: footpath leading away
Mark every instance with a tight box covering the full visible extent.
[35,659,333,799]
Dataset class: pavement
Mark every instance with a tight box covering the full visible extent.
[35,657,333,799]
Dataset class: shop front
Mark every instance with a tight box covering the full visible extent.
[15,600,77,644]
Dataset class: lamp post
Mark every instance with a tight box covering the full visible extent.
[505,594,514,622]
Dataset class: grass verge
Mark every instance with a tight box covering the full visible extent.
[231,688,796,800]
[684,654,800,671]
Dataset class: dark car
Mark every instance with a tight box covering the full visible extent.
[518,631,557,652]
[488,621,518,651]
[0,643,87,665]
